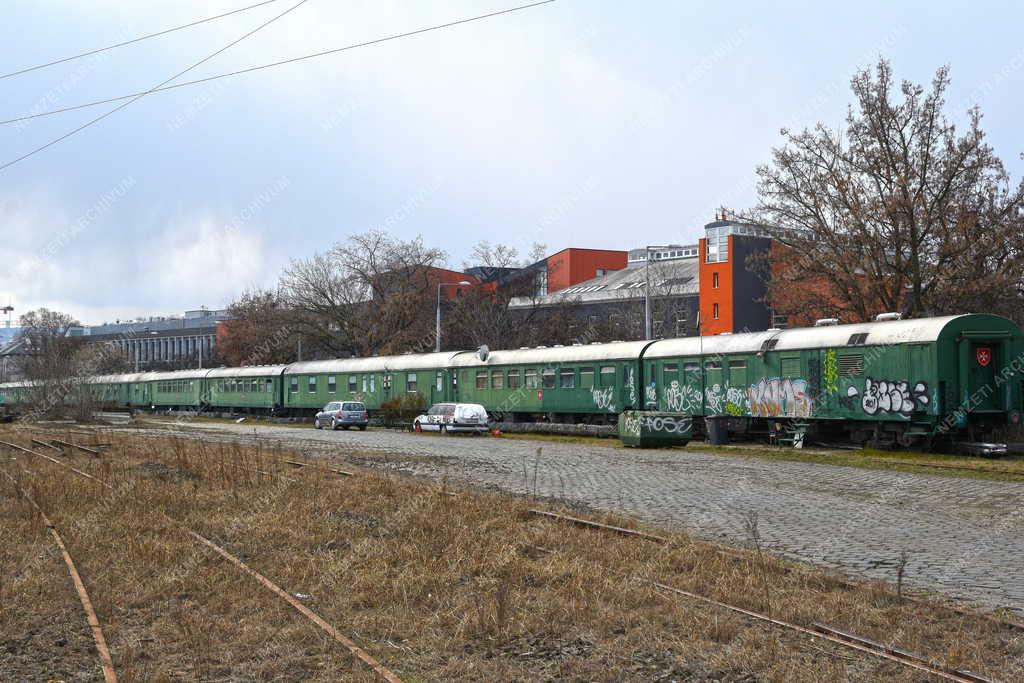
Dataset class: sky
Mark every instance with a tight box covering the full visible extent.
[0,0,1021,325]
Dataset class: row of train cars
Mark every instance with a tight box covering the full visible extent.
[1,314,1022,449]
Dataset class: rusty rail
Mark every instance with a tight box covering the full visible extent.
[0,469,118,682]
[31,438,63,452]
[52,439,101,456]
[0,440,112,490]
[528,509,669,544]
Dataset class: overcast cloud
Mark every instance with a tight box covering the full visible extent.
[1,0,1021,324]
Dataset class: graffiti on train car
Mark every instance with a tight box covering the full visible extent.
[627,367,637,406]
[591,386,616,412]
[747,377,813,417]
[854,378,929,417]
[664,380,701,413]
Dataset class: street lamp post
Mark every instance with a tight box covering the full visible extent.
[436,280,472,352]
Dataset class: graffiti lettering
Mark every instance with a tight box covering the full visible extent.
[704,383,724,415]
[591,387,616,412]
[664,380,701,413]
[624,413,692,436]
[627,367,637,406]
[861,378,929,417]
[724,386,747,416]
[645,384,657,408]
[747,377,813,417]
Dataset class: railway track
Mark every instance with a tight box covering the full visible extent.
[7,427,1021,680]
[528,509,1010,682]
[0,437,403,682]
[1,467,118,683]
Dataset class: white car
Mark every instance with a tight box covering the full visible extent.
[413,402,490,434]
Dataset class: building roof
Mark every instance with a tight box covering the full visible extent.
[509,257,699,309]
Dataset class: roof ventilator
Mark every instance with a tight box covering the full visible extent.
[874,312,902,321]
[814,318,839,326]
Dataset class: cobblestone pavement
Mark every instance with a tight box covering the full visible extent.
[160,421,1024,613]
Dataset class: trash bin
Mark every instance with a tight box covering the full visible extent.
[706,416,729,445]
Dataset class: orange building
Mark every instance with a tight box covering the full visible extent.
[542,248,627,294]
[697,220,773,336]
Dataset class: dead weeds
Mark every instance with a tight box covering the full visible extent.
[0,424,1021,682]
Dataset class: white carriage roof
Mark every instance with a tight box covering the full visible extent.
[285,351,469,375]
[449,340,652,367]
[645,315,971,359]
[206,366,288,378]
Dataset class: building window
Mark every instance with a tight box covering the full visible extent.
[525,369,539,388]
[542,368,556,389]
[706,226,729,263]
[596,268,606,277]
[407,372,418,393]
[713,303,719,319]
[308,376,317,393]
[490,370,504,389]
[476,371,488,389]
[507,369,521,389]
[713,272,719,289]
[289,377,298,394]
[535,270,548,297]
[328,376,337,393]
[559,369,575,389]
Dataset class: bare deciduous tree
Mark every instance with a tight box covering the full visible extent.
[749,59,1024,323]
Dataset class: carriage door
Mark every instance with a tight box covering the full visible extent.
[968,341,1000,412]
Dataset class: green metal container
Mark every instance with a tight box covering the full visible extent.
[618,410,692,448]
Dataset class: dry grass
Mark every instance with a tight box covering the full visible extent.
[1,424,1022,682]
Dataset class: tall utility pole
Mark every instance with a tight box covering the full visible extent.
[644,245,672,340]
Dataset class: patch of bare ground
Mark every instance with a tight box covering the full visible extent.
[1,424,1022,682]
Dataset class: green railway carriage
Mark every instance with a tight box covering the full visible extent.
[145,370,208,409]
[450,341,653,422]
[85,373,143,407]
[641,314,1023,446]
[206,366,286,412]
[282,352,465,413]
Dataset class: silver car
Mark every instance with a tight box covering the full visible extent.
[315,401,369,430]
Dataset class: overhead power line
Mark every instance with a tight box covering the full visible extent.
[0,0,559,128]
[0,0,309,173]
[0,0,286,81]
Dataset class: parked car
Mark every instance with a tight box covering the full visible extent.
[413,402,489,434]
[315,401,369,430]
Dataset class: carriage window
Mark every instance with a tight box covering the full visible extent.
[476,371,488,389]
[580,367,595,389]
[559,369,575,389]
[265,379,273,393]
[362,376,368,393]
[663,363,679,381]
[507,369,521,389]
[704,360,722,371]
[683,361,700,374]
[780,357,800,377]
[308,376,317,393]
[370,375,376,392]
[349,376,357,392]
[328,376,337,393]
[436,372,444,391]
[525,369,539,388]
[542,368,556,389]
[289,377,298,393]
[490,370,504,390]
[729,359,747,386]
[600,366,616,386]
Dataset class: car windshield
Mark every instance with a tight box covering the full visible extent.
[342,402,364,411]
[428,404,454,416]
[324,403,339,411]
